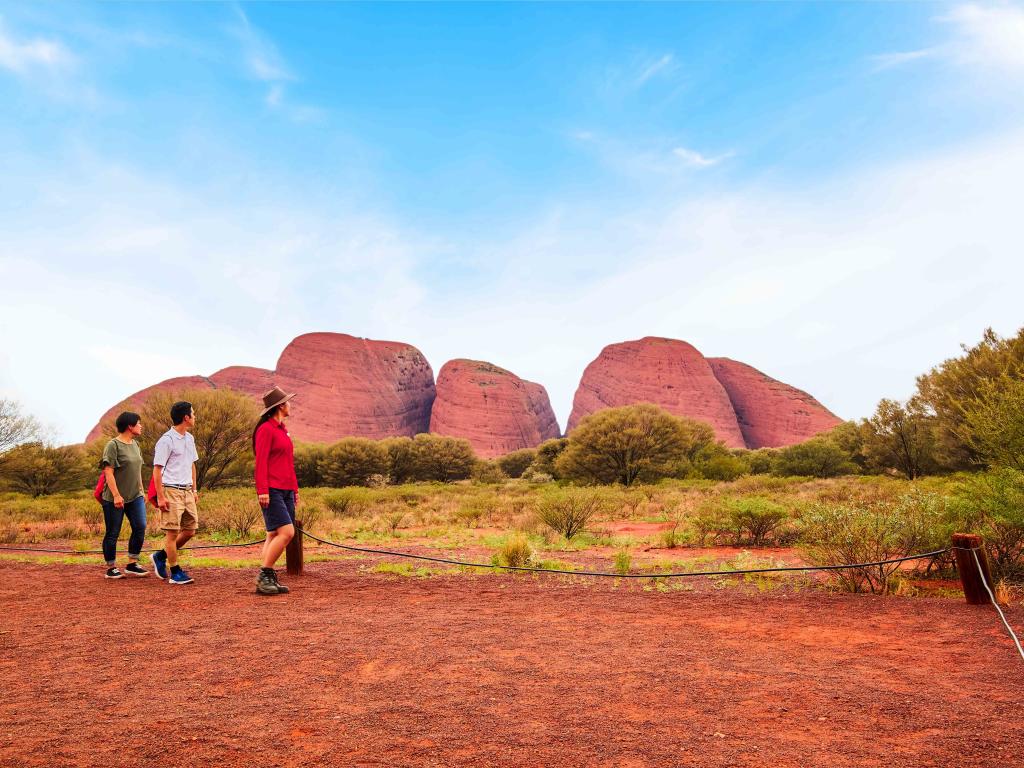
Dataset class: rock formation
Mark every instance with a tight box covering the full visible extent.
[86,333,436,444]
[429,360,561,458]
[567,337,840,449]
[707,358,842,448]
[567,337,748,448]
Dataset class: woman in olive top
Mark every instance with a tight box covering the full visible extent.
[100,411,149,579]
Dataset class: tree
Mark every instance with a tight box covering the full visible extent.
[0,399,43,471]
[1,442,92,496]
[915,326,1024,470]
[774,436,857,478]
[293,442,327,487]
[528,438,568,479]
[861,398,938,479]
[497,448,536,479]
[381,437,418,484]
[410,434,476,482]
[556,404,710,486]
[826,421,869,472]
[318,438,389,487]
[96,388,260,490]
[958,374,1024,471]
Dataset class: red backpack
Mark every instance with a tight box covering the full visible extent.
[93,473,106,503]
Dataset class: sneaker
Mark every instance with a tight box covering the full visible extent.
[124,562,148,577]
[150,550,167,580]
[270,570,290,594]
[105,567,124,579]
[168,569,194,585]
[256,569,279,595]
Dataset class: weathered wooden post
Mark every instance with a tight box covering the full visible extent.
[286,518,304,577]
[952,533,993,605]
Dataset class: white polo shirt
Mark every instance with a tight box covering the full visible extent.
[153,428,199,487]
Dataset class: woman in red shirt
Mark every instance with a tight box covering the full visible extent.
[252,386,299,596]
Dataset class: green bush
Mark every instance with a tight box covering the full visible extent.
[293,443,327,487]
[322,487,376,517]
[953,468,1024,580]
[318,438,389,487]
[410,434,476,482]
[614,547,632,575]
[696,449,750,481]
[774,437,858,478]
[494,535,534,568]
[497,449,537,479]
[0,443,93,496]
[528,438,568,479]
[800,490,949,593]
[471,460,507,484]
[536,489,606,540]
[726,497,789,546]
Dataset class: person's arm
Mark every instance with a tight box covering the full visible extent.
[103,465,124,509]
[254,424,272,507]
[152,436,169,510]
[192,461,198,501]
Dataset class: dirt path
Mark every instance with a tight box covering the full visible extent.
[1,561,1021,767]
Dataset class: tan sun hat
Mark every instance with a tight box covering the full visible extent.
[260,385,297,417]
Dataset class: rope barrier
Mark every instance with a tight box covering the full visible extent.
[969,548,1024,663]
[0,540,266,556]
[300,529,950,579]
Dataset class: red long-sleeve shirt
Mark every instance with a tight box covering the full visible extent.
[254,419,299,495]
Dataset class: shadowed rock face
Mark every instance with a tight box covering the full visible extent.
[567,337,747,448]
[429,360,561,458]
[85,333,436,444]
[707,358,842,449]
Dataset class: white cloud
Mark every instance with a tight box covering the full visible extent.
[943,2,1024,74]
[0,17,73,75]
[672,146,734,168]
[635,53,677,86]
[869,48,936,71]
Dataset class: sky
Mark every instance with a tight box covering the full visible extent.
[1,1,1023,444]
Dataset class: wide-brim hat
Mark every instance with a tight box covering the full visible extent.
[260,385,297,417]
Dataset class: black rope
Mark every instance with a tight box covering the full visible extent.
[0,539,266,556]
[300,530,950,579]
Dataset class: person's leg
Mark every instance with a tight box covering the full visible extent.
[262,524,294,567]
[100,500,124,568]
[162,487,184,567]
[124,497,147,563]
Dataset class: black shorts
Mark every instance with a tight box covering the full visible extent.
[263,488,295,532]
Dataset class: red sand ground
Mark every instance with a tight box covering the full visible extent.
[1,561,1022,768]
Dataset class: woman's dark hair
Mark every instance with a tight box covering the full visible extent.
[252,407,281,450]
[115,411,141,433]
[170,401,193,426]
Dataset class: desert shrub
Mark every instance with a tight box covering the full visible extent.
[494,535,534,568]
[557,405,715,486]
[319,438,389,487]
[471,460,507,484]
[725,497,789,546]
[0,443,93,496]
[687,502,731,546]
[746,448,779,475]
[536,489,606,540]
[659,520,683,549]
[455,496,493,527]
[380,506,406,535]
[800,490,949,594]
[528,438,569,479]
[861,398,939,479]
[200,493,263,536]
[497,449,536,479]
[774,437,858,478]
[524,471,553,484]
[381,437,417,484]
[953,468,1024,580]
[696,448,750,481]
[322,487,376,517]
[410,434,476,482]
[293,443,327,487]
[614,548,632,575]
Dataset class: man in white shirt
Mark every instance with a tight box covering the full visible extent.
[150,401,200,585]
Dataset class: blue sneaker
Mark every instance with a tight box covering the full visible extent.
[168,569,194,585]
[150,550,167,580]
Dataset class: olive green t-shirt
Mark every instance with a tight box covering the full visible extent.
[101,439,144,503]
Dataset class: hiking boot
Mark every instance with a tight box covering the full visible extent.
[256,569,280,595]
[168,568,194,585]
[150,550,167,579]
[270,570,290,594]
[124,562,148,577]
[105,567,124,579]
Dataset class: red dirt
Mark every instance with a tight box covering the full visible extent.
[2,561,1022,767]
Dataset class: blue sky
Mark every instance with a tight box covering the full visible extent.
[2,1,1023,443]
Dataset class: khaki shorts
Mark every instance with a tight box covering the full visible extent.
[161,486,199,531]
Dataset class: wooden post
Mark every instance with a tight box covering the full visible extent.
[952,533,993,605]
[286,518,303,577]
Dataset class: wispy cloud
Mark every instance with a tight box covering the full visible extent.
[0,17,74,75]
[635,53,677,87]
[672,146,734,168]
[869,48,936,72]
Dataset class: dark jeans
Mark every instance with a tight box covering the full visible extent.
[101,495,147,565]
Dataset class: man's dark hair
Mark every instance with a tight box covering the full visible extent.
[170,401,193,426]
[115,411,141,433]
